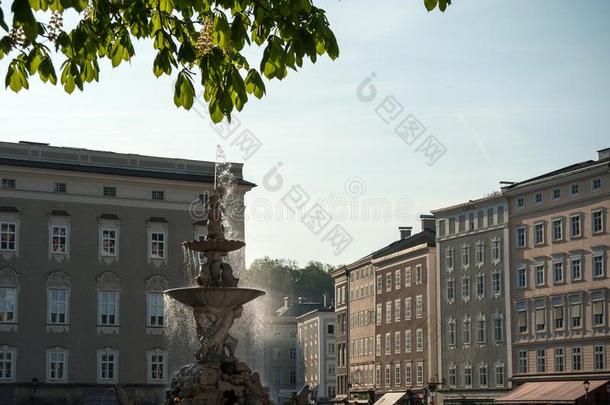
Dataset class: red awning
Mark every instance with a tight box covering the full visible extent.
[496,380,608,403]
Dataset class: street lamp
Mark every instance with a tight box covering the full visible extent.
[583,380,590,400]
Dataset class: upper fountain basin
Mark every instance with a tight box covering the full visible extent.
[164,287,265,309]
[183,239,245,253]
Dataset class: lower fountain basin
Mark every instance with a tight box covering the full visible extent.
[164,287,265,309]
[183,239,245,253]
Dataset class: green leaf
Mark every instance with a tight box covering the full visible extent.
[208,99,224,123]
[5,60,29,92]
[0,6,9,31]
[424,0,438,11]
[12,0,38,42]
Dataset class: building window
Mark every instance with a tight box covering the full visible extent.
[570,256,582,281]
[416,329,423,352]
[394,363,401,386]
[517,266,527,289]
[552,187,561,200]
[376,275,383,294]
[405,330,412,353]
[395,299,401,322]
[0,287,17,323]
[394,331,401,354]
[151,190,165,200]
[376,304,382,325]
[150,232,166,258]
[495,363,505,386]
[570,183,580,196]
[593,253,605,278]
[477,316,486,345]
[593,299,605,327]
[101,229,118,256]
[103,186,117,197]
[535,263,545,286]
[592,178,602,192]
[447,278,455,302]
[491,239,501,262]
[416,362,424,386]
[415,265,423,284]
[51,225,68,254]
[384,364,391,387]
[463,317,471,346]
[1,179,15,189]
[148,350,167,382]
[147,293,164,327]
[98,349,118,383]
[570,215,582,238]
[462,245,470,268]
[385,333,391,355]
[572,346,582,371]
[552,218,563,241]
[594,345,605,371]
[405,298,412,320]
[516,226,526,248]
[516,196,525,209]
[448,319,456,347]
[446,248,454,270]
[0,223,16,251]
[554,347,564,372]
[327,324,334,334]
[571,300,582,328]
[47,350,67,382]
[375,365,382,386]
[463,364,472,387]
[475,241,484,265]
[553,260,564,283]
[289,347,297,359]
[492,272,502,295]
[476,274,485,298]
[535,306,546,332]
[493,315,504,343]
[518,309,528,334]
[386,273,392,292]
[534,192,543,205]
[462,276,471,301]
[385,301,392,324]
[98,291,119,326]
[404,363,412,386]
[415,295,423,318]
[534,222,545,245]
[290,370,297,385]
[536,349,546,372]
[273,348,280,360]
[54,182,67,193]
[395,269,401,290]
[0,348,16,381]
[405,267,412,286]
[518,350,528,373]
[554,305,564,330]
[592,209,604,234]
[48,289,69,325]
[327,386,336,399]
[479,363,488,387]
[448,364,457,387]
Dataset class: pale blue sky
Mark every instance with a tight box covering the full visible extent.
[1,1,609,267]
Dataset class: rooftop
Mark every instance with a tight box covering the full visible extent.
[0,141,256,187]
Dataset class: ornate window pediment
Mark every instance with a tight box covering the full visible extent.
[0,267,20,287]
[145,275,168,292]
[46,270,71,289]
[96,271,121,291]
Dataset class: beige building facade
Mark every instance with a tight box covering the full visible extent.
[504,149,610,395]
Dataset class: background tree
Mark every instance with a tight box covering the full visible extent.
[242,256,335,311]
[0,0,449,122]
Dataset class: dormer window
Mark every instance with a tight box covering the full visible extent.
[152,191,165,201]
[54,183,67,193]
[1,179,15,189]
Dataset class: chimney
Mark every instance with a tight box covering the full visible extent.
[284,296,290,309]
[399,226,412,239]
[323,293,328,307]
[598,148,610,161]
[420,214,435,232]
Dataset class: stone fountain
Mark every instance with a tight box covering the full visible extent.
[164,192,269,405]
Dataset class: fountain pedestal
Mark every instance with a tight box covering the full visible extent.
[164,194,269,405]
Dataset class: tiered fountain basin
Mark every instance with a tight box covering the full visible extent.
[164,287,265,309]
